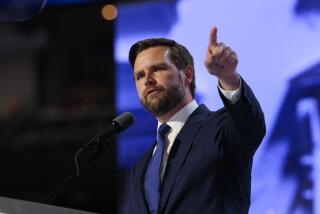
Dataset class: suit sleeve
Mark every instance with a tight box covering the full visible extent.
[218,77,266,157]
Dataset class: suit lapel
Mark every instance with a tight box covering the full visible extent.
[158,105,210,213]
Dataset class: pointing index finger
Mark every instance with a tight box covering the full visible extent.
[209,27,218,46]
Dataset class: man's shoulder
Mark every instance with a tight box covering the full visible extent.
[195,104,226,118]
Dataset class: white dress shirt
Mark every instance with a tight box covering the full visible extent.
[157,81,242,180]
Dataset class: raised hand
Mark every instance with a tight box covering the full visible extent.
[204,27,240,90]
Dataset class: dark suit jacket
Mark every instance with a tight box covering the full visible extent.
[126,79,266,214]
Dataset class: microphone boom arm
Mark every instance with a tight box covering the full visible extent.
[41,112,135,204]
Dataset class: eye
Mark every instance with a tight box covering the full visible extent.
[135,72,144,81]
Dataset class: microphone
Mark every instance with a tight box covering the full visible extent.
[98,112,135,141]
[42,112,135,203]
[80,112,135,151]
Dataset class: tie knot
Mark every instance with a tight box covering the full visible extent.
[158,123,171,139]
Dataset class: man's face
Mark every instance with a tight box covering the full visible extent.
[133,46,186,116]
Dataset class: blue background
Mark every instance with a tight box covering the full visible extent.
[115,0,320,213]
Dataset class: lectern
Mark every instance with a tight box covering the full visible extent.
[0,196,97,214]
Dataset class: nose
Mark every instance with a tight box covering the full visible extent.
[144,71,156,86]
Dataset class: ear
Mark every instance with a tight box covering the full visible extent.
[183,65,193,87]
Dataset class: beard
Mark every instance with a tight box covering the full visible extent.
[140,78,185,117]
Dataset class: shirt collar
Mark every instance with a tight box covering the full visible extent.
[157,100,199,133]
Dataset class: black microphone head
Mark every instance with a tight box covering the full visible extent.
[112,112,135,132]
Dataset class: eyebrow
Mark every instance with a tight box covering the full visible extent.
[150,62,170,69]
[135,62,169,73]
[133,62,171,80]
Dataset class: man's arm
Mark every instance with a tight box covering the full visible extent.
[204,27,265,156]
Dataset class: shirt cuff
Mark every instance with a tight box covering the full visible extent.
[217,79,242,104]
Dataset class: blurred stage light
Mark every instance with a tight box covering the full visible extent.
[101,4,118,21]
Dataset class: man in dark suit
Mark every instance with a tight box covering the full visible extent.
[126,26,266,214]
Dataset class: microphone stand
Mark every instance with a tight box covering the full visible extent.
[41,112,134,204]
[41,137,108,204]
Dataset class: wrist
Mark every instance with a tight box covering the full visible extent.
[218,73,240,91]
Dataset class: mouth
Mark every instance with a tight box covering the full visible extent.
[145,88,161,98]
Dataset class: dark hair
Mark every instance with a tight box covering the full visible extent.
[128,38,196,98]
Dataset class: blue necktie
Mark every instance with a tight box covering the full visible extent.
[144,123,171,214]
